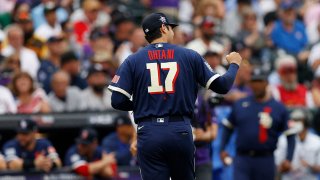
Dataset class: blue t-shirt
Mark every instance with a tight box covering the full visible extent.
[108,43,218,119]
[3,138,58,162]
[37,60,59,94]
[102,132,132,166]
[64,145,103,169]
[270,20,308,55]
[227,96,289,152]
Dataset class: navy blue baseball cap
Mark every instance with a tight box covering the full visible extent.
[280,0,298,10]
[251,68,268,81]
[16,119,37,133]
[141,13,178,35]
[76,128,98,145]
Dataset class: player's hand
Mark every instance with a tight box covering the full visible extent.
[130,138,137,156]
[279,160,292,173]
[220,151,233,166]
[34,154,52,172]
[102,152,116,165]
[226,52,242,66]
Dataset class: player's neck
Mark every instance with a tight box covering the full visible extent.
[151,37,168,44]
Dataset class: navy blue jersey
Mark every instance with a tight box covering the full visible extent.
[3,138,58,162]
[64,145,103,169]
[108,43,219,119]
[224,96,289,152]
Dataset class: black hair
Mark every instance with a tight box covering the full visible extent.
[60,51,78,67]
[145,25,169,43]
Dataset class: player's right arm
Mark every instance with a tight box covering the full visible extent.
[192,51,242,94]
[3,143,24,170]
[108,59,134,111]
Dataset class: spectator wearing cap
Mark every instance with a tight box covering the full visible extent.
[89,28,114,60]
[275,109,320,180]
[0,85,16,114]
[70,0,110,45]
[34,2,62,41]
[37,36,65,93]
[15,11,47,59]
[60,51,88,90]
[311,67,320,107]
[102,116,135,166]
[90,51,117,76]
[48,71,84,112]
[271,55,315,108]
[2,24,40,78]
[220,68,295,180]
[82,64,112,111]
[64,128,116,178]
[10,72,51,113]
[186,16,224,56]
[270,0,308,56]
[115,27,146,65]
[31,0,68,28]
[3,119,62,172]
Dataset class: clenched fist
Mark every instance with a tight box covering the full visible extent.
[226,52,242,66]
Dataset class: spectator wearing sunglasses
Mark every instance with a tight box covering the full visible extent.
[271,55,315,108]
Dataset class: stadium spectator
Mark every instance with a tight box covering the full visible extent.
[0,85,16,114]
[186,16,224,56]
[0,2,30,29]
[308,39,320,71]
[270,0,308,56]
[204,51,226,75]
[3,119,62,172]
[238,7,265,61]
[271,55,314,108]
[82,64,112,111]
[90,51,117,76]
[193,90,218,180]
[224,60,252,102]
[31,0,68,28]
[34,3,62,41]
[2,24,39,78]
[111,17,135,52]
[70,0,109,45]
[89,28,114,62]
[115,27,146,65]
[0,154,6,170]
[48,71,84,112]
[10,72,51,113]
[37,36,65,93]
[102,116,134,166]
[220,68,295,180]
[15,11,47,59]
[65,128,116,178]
[312,67,320,107]
[60,51,87,89]
[275,109,320,180]
[0,54,21,86]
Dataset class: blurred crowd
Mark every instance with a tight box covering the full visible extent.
[0,0,320,179]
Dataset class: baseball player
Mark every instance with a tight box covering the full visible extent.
[220,68,296,180]
[108,12,242,180]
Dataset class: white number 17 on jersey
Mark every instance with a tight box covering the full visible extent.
[146,62,179,94]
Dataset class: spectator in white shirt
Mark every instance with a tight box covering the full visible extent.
[275,109,320,180]
[2,24,39,78]
[186,16,224,56]
[48,71,84,112]
[34,3,62,41]
[0,85,17,114]
[82,64,112,111]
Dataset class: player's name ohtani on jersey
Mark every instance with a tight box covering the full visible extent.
[148,49,175,60]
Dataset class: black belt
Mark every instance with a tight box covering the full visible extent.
[137,115,190,123]
[237,150,273,157]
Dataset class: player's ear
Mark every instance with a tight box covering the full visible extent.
[160,24,167,34]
